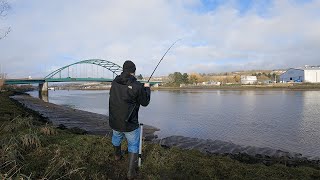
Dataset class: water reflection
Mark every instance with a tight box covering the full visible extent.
[39,91,49,102]
[301,91,320,156]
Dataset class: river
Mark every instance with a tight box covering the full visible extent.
[28,89,320,157]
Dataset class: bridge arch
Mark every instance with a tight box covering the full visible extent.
[45,59,123,79]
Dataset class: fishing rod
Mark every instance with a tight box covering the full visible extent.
[147,39,181,82]
[137,39,181,167]
[127,39,181,123]
[126,39,181,122]
[110,40,180,125]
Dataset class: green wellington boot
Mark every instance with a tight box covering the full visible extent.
[127,152,138,180]
[113,145,122,161]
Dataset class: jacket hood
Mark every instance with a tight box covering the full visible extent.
[114,72,137,85]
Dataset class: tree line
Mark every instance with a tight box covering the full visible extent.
[165,71,280,87]
[166,72,239,86]
[252,72,277,81]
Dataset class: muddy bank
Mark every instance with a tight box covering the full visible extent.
[11,94,159,139]
[155,136,320,166]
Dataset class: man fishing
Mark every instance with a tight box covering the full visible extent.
[109,60,151,179]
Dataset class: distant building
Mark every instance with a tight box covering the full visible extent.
[202,81,221,86]
[180,83,186,87]
[241,75,257,84]
[280,65,320,83]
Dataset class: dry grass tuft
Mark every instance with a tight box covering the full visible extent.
[0,137,25,179]
[1,171,32,180]
[42,148,85,179]
[20,133,41,149]
[0,161,22,179]
[40,124,57,136]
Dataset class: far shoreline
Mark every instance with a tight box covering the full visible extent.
[49,83,320,91]
[154,83,320,91]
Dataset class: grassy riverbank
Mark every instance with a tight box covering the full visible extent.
[1,91,320,179]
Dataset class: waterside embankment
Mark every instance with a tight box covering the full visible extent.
[157,136,320,166]
[12,93,320,163]
[1,91,320,179]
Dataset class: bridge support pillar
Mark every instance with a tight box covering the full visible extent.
[39,82,49,102]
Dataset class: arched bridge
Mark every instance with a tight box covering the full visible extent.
[5,59,162,101]
[5,59,162,85]
[45,59,122,79]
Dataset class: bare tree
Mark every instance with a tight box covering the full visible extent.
[0,0,11,40]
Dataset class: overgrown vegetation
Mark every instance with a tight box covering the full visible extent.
[252,72,278,82]
[167,72,189,86]
[1,91,320,179]
[165,71,278,87]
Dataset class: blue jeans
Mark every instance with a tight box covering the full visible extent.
[112,128,140,153]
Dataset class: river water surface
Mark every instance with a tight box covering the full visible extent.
[28,89,320,157]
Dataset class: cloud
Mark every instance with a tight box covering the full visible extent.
[0,0,320,78]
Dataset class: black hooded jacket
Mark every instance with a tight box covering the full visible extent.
[109,72,151,132]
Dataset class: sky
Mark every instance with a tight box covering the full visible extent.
[0,0,320,78]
